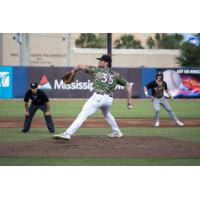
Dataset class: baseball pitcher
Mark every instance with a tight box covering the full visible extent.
[53,54,132,141]
[144,71,184,127]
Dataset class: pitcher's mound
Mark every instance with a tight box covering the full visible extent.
[0,136,200,158]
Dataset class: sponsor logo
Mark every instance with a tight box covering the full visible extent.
[54,80,94,91]
[37,75,134,91]
[54,79,134,91]
[38,75,52,89]
[0,72,10,87]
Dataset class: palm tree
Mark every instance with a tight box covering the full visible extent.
[155,33,162,48]
[146,37,156,49]
[176,33,200,67]
[147,33,184,49]
[160,33,184,49]
[114,34,143,49]
[75,33,106,48]
[75,33,96,48]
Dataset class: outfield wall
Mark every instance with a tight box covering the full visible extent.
[0,66,200,98]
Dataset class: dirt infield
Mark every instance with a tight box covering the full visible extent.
[0,118,200,128]
[0,136,200,158]
[0,117,200,159]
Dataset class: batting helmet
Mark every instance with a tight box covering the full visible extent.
[156,71,164,80]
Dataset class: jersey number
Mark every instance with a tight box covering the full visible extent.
[101,73,114,84]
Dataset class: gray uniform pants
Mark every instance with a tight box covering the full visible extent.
[22,103,55,133]
[152,97,178,122]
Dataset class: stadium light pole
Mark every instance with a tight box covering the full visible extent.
[107,33,112,67]
[21,33,30,66]
[67,33,72,67]
[16,33,30,66]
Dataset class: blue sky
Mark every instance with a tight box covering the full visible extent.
[181,33,194,40]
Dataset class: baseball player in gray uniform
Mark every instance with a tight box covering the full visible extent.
[144,71,184,127]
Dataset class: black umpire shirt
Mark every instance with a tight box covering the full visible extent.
[146,80,168,98]
[24,89,49,106]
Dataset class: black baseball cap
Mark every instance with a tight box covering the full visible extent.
[30,82,38,89]
[96,54,112,63]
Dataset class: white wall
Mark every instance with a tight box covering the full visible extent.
[1,33,180,67]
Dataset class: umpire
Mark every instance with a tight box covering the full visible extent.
[22,82,55,133]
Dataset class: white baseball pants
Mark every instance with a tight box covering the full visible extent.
[65,93,121,135]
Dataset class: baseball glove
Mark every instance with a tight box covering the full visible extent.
[62,72,75,84]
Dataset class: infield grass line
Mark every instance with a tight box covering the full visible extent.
[0,127,200,143]
[0,157,200,166]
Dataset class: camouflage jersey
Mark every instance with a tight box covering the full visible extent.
[86,66,128,97]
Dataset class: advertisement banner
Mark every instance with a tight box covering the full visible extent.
[28,67,141,98]
[141,68,157,97]
[13,67,29,98]
[0,67,13,98]
[159,68,200,98]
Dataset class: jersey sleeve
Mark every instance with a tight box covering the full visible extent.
[116,73,127,86]
[85,66,96,75]
[146,81,153,89]
[24,91,30,102]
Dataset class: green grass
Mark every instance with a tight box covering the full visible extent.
[0,157,200,166]
[0,127,200,143]
[0,128,51,143]
[0,99,200,118]
[0,127,200,166]
[0,99,200,166]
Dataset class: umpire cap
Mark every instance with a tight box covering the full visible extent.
[30,82,38,89]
